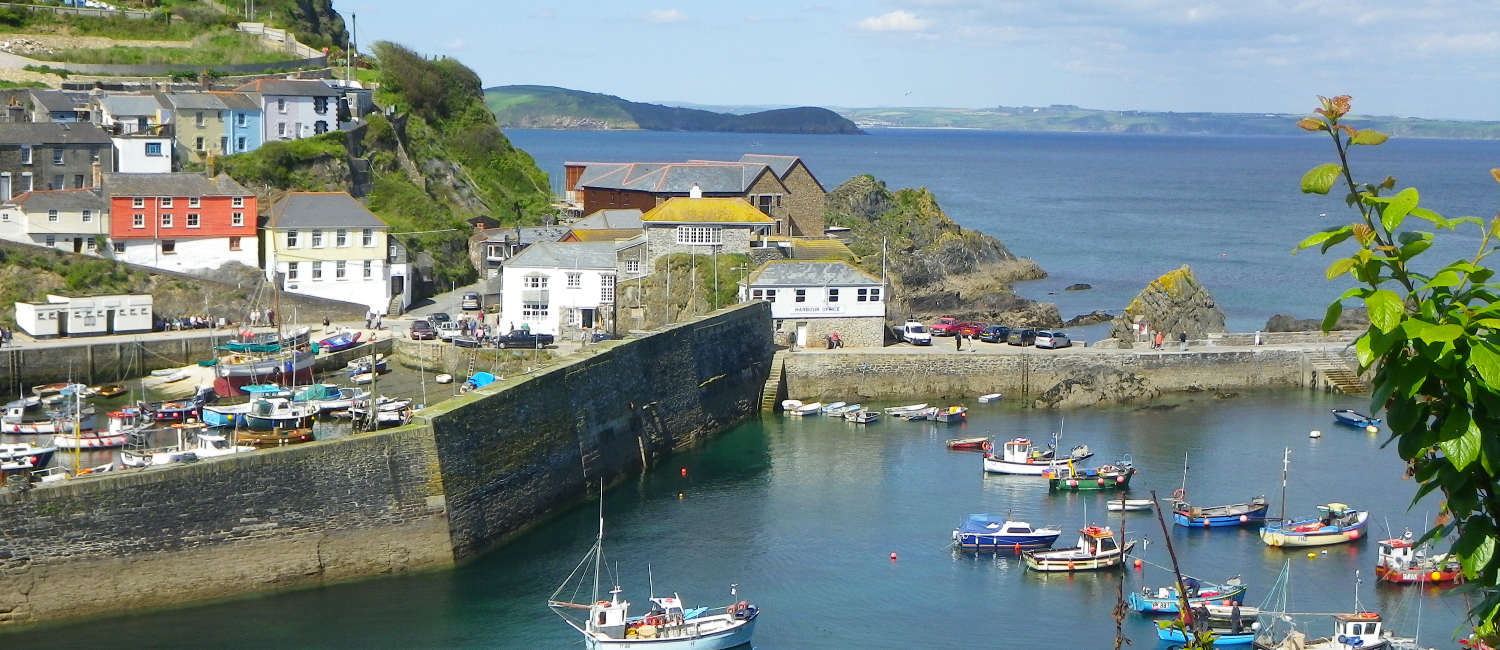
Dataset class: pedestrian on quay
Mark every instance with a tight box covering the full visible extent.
[955,331,962,351]
[266,309,276,327]
[251,309,260,327]
[1153,331,1163,350]
[375,314,382,330]
[364,312,372,329]
[1179,331,1188,352]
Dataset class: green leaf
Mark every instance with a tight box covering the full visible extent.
[1440,416,1481,470]
[1355,333,1375,367]
[1349,129,1390,146]
[1301,164,1342,195]
[1325,258,1355,280]
[1381,187,1419,233]
[1419,323,1465,343]
[1421,271,1463,289]
[1321,229,1355,254]
[1471,343,1500,387]
[1296,225,1351,251]
[1365,290,1404,333]
[1321,300,1344,333]
[1461,526,1497,580]
[1409,207,1448,228]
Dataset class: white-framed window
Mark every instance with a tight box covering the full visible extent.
[601,275,615,303]
[311,229,323,247]
[336,228,347,247]
[277,98,287,113]
[858,288,882,302]
[132,213,143,228]
[336,260,347,279]
[195,112,204,127]
[566,272,581,289]
[232,196,244,208]
[81,209,91,223]
[287,261,299,280]
[752,289,763,300]
[362,228,373,246]
[277,122,287,136]
[566,309,579,327]
[625,259,640,274]
[871,288,881,302]
[85,238,95,251]
[232,212,243,226]
[194,136,204,152]
[311,261,322,280]
[132,197,144,209]
[44,235,54,247]
[113,242,124,253]
[236,113,247,127]
[286,229,299,247]
[828,288,839,303]
[21,173,31,193]
[52,148,62,165]
[362,260,372,278]
[186,213,199,228]
[46,209,57,222]
[524,274,547,289]
[161,197,173,208]
[189,197,200,208]
[145,142,162,156]
[237,136,246,151]
[160,213,172,228]
[675,225,722,245]
[522,301,549,321]
[20,145,31,165]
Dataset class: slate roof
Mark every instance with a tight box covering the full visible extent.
[268,192,387,229]
[640,197,773,224]
[233,79,341,98]
[570,161,782,194]
[573,208,642,230]
[98,94,164,117]
[506,241,618,270]
[738,154,801,177]
[746,261,882,287]
[212,92,261,111]
[484,226,569,245]
[103,173,253,198]
[164,93,229,111]
[31,90,86,113]
[0,122,113,145]
[8,188,106,210]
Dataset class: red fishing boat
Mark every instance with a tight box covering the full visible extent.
[1374,530,1463,584]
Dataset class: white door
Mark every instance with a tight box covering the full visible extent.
[796,322,808,347]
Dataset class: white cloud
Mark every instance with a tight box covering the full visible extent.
[639,9,689,24]
[441,38,467,51]
[855,10,933,32]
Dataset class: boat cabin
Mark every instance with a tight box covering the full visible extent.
[999,438,1040,463]
[1077,526,1118,555]
[1318,503,1359,527]
[1330,613,1382,648]
[589,591,630,639]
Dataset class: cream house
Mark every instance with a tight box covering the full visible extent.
[0,188,107,254]
[264,192,407,315]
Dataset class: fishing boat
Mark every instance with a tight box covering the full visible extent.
[139,386,218,421]
[548,508,758,649]
[1107,499,1154,511]
[1260,503,1368,547]
[346,353,387,377]
[882,403,928,415]
[1,398,96,434]
[347,397,415,428]
[31,382,70,398]
[1022,525,1134,572]
[220,326,312,353]
[1170,453,1273,527]
[952,514,1061,551]
[96,384,127,398]
[1044,458,1135,491]
[200,385,287,427]
[51,429,128,449]
[845,409,879,424]
[315,331,362,353]
[1332,409,1381,428]
[945,437,990,451]
[236,427,315,446]
[243,396,320,431]
[982,437,1093,475]
[1128,576,1248,613]
[1252,612,1394,649]
[1159,619,1258,646]
[1374,530,1463,584]
[935,406,968,423]
[214,350,316,397]
[903,407,939,421]
[119,426,255,468]
[293,383,369,412]
[819,401,847,415]
[977,393,1002,403]
[0,441,55,469]
[789,402,823,416]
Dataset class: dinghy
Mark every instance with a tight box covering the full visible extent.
[1107,499,1154,511]
[1128,576,1248,613]
[1259,503,1368,547]
[977,393,1002,403]
[844,409,879,424]
[1332,409,1381,428]
[882,403,927,415]
[818,401,847,415]
[945,437,990,451]
[789,402,823,416]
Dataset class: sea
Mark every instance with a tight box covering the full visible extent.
[6,129,1498,648]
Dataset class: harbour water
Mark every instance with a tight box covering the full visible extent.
[6,390,1467,649]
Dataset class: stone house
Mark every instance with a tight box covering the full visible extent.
[639,196,774,267]
[739,260,887,348]
[0,188,108,254]
[697,154,826,237]
[265,192,407,316]
[566,161,799,235]
[0,122,114,198]
[500,241,617,337]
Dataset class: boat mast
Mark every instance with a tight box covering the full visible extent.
[1179,452,1188,499]
[592,483,603,607]
[1278,447,1290,522]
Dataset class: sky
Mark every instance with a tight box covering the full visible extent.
[332,0,1500,121]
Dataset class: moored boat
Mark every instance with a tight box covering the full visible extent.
[119,426,255,468]
[1044,458,1135,491]
[200,385,287,427]
[982,437,1093,475]
[31,382,70,398]
[844,409,879,424]
[882,403,927,415]
[243,397,319,431]
[1127,576,1247,613]
[945,437,990,451]
[293,383,369,412]
[935,406,967,423]
[818,401,847,414]
[1159,620,1257,646]
[345,353,387,377]
[2,397,96,434]
[236,427,315,446]
[1022,525,1134,572]
[1251,612,1394,649]
[1332,409,1381,428]
[315,331,362,353]
[977,393,1002,403]
[96,384,127,398]
[953,514,1060,551]
[0,441,55,469]
[1107,499,1154,511]
[1172,496,1270,527]
[903,407,939,421]
[1259,503,1368,547]
[139,386,217,421]
[789,402,823,416]
[1374,530,1462,584]
[214,350,316,397]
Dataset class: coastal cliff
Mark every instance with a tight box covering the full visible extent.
[825,175,1060,327]
[485,85,865,135]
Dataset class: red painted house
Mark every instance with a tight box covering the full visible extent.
[104,172,257,272]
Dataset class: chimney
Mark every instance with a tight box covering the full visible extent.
[689,183,702,199]
[199,69,210,90]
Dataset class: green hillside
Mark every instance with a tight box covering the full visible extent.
[485,85,864,134]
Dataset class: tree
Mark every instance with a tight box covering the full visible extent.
[1296,95,1500,640]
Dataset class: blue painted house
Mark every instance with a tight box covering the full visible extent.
[216,92,263,154]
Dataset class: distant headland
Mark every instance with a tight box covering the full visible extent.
[484,85,865,135]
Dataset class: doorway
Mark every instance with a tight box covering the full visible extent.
[106,309,115,333]
[581,309,595,329]
[58,311,68,337]
[795,322,808,348]
[73,237,82,253]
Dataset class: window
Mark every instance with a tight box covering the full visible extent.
[871,288,881,302]
[160,197,172,208]
[46,209,57,222]
[236,113,246,127]
[311,262,323,280]
[277,122,287,137]
[132,213,144,228]
[161,240,175,254]
[19,145,30,165]
[566,272,581,289]
[600,275,615,303]
[21,173,30,193]
[189,197,199,209]
[133,197,144,209]
[522,301,549,321]
[828,288,839,303]
[52,148,62,165]
[765,289,776,301]
[72,175,83,189]
[195,112,204,127]
[51,175,61,190]
[675,225,722,245]
[362,260,372,279]
[186,213,199,228]
[362,228,373,246]
[314,97,328,114]
[311,229,323,247]
[336,261,347,279]
[220,137,227,154]
[231,212,243,226]
[145,142,162,157]
[89,146,99,163]
[232,197,244,208]
[313,120,328,135]
[795,289,806,303]
[236,137,246,152]
[757,194,773,216]
[524,275,547,289]
[286,261,299,279]
[335,228,347,247]
[286,229,298,247]
[277,98,286,113]
[85,238,95,251]
[160,213,172,228]
[194,136,204,152]
[625,259,640,274]
[81,209,91,223]
[228,236,241,251]
[112,242,124,253]
[44,235,54,247]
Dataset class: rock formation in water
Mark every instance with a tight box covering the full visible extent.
[1064,310,1113,327]
[825,175,1058,327]
[1263,307,1369,332]
[1033,367,1160,409]
[1107,265,1226,348]
[1065,284,1092,291]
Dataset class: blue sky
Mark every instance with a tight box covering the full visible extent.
[333,0,1500,120]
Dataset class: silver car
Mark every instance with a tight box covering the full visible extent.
[1034,330,1071,349]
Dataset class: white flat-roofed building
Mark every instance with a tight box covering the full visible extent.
[739,260,887,348]
[15,293,152,338]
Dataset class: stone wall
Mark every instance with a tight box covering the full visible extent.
[781,162,825,237]
[778,315,884,348]
[645,225,754,265]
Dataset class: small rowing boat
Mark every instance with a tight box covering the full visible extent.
[1332,409,1381,428]
[977,393,1002,403]
[845,409,879,424]
[789,402,823,416]
[1107,499,1153,511]
[818,401,847,415]
[946,437,990,451]
[882,403,927,415]
[935,406,967,423]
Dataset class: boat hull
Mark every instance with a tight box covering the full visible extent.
[1,416,96,435]
[1048,468,1135,491]
[1159,626,1254,645]
[1173,500,1271,527]
[1374,564,1463,584]
[1259,513,1368,547]
[0,444,55,468]
[214,353,315,397]
[1023,541,1135,572]
[586,614,755,650]
[1127,584,1248,613]
[983,456,1067,475]
[1332,409,1381,428]
[955,532,1060,551]
[51,431,128,449]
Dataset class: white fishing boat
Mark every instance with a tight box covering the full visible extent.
[1259,449,1368,547]
[845,409,879,424]
[882,403,928,415]
[818,401,847,414]
[1106,499,1154,512]
[548,506,757,649]
[982,437,1093,475]
[0,441,56,468]
[350,372,375,385]
[1022,525,1135,572]
[435,374,454,384]
[789,402,823,416]
[977,393,1003,403]
[119,426,255,468]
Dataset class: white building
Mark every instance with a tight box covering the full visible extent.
[0,188,107,254]
[265,192,406,315]
[235,79,342,142]
[15,293,152,338]
[739,261,887,348]
[96,94,174,173]
[501,241,617,336]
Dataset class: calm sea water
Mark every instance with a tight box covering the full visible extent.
[7,391,1469,649]
[508,128,1500,332]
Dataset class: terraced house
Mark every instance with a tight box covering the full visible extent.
[0,188,108,254]
[236,79,342,142]
[0,122,114,199]
[104,173,257,272]
[164,92,263,164]
[264,192,408,315]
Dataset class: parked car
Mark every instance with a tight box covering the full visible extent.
[435,321,463,341]
[956,321,987,337]
[409,319,436,341]
[929,317,960,336]
[1035,331,1071,349]
[428,312,452,325]
[979,325,1011,343]
[1006,328,1037,346]
[902,320,932,345]
[495,329,555,349]
[460,292,482,311]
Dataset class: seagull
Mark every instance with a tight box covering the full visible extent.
[904,91,913,96]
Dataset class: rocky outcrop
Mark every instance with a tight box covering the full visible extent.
[1107,266,1226,349]
[1065,284,1092,291]
[1064,310,1113,327]
[1264,307,1369,332]
[1033,367,1159,409]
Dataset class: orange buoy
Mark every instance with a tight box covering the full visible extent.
[1068,561,1075,570]
[681,468,687,477]
[890,553,897,561]
[1134,559,1142,569]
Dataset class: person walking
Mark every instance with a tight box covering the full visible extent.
[251,309,260,327]
[266,309,276,327]
[364,312,372,329]
[374,314,382,330]
[1153,331,1164,350]
[955,331,962,351]
[1179,331,1189,352]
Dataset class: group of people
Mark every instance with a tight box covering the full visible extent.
[1180,601,1246,636]
[363,312,384,330]
[248,309,276,327]
[1151,330,1190,351]
[156,315,226,331]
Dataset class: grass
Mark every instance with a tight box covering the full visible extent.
[0,80,48,89]
[34,31,301,66]
[214,132,348,189]
[0,6,229,41]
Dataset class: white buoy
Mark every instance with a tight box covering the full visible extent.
[1309,430,1322,438]
[1366,425,1379,434]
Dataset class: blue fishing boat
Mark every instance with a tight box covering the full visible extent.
[1332,409,1381,428]
[1127,576,1247,613]
[1172,496,1271,527]
[1157,623,1255,645]
[200,385,287,427]
[952,514,1061,551]
[315,331,362,353]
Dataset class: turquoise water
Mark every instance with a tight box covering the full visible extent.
[8,390,1467,649]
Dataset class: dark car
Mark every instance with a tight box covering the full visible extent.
[495,329,555,349]
[979,325,1011,343]
[428,312,452,325]
[409,319,436,341]
[1007,328,1037,346]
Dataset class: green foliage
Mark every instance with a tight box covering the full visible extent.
[0,80,46,89]
[214,132,347,190]
[1295,94,1500,640]
[34,31,295,66]
[0,7,227,40]
[23,64,67,78]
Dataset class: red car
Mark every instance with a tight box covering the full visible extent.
[930,317,960,336]
[956,321,987,337]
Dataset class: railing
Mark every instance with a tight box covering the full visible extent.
[108,123,173,137]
